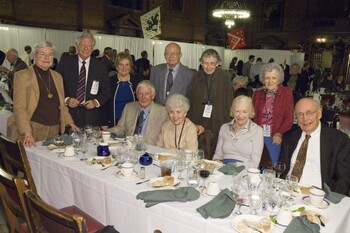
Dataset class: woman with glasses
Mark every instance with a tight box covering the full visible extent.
[252,63,294,165]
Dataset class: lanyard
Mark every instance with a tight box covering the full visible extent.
[174,118,186,150]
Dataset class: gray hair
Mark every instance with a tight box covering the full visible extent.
[232,75,248,86]
[75,31,96,47]
[6,48,18,57]
[32,41,55,54]
[136,80,155,95]
[259,62,284,84]
[230,95,255,119]
[165,94,190,113]
[199,49,221,63]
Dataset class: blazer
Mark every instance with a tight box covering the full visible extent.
[279,125,350,194]
[150,63,193,105]
[253,85,294,137]
[8,57,28,91]
[7,66,73,139]
[56,55,111,126]
[109,101,168,145]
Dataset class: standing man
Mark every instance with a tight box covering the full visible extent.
[19,45,32,67]
[242,55,255,80]
[99,47,116,74]
[281,58,290,86]
[150,42,193,106]
[279,98,350,194]
[57,32,110,128]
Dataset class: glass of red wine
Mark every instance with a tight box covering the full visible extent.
[198,164,210,189]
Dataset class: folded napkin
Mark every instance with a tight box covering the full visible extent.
[136,187,200,207]
[284,216,320,233]
[42,134,72,146]
[218,164,245,175]
[196,188,235,219]
[323,183,346,204]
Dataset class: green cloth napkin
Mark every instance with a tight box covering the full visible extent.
[218,165,245,175]
[42,134,72,146]
[196,188,235,219]
[136,187,200,207]
[323,183,346,204]
[284,216,320,233]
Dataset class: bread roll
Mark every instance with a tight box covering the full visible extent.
[163,176,174,186]
[102,157,112,164]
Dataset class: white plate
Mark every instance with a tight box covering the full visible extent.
[302,196,330,209]
[116,171,138,179]
[289,204,329,225]
[231,214,272,233]
[148,177,180,189]
[200,188,220,197]
[87,156,114,166]
[270,214,288,228]
[58,154,77,159]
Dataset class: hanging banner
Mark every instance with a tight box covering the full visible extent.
[140,7,161,39]
[228,27,247,50]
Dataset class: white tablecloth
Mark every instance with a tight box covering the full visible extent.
[26,144,350,233]
[0,110,11,136]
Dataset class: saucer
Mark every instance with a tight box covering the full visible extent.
[302,196,330,209]
[116,171,138,179]
[58,154,77,159]
[200,189,220,197]
[270,214,288,228]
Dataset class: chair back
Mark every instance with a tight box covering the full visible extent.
[15,177,88,233]
[0,133,37,193]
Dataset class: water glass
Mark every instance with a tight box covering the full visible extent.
[80,136,89,161]
[248,190,263,215]
[186,167,199,188]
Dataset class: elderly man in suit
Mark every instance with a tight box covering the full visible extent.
[57,32,110,128]
[279,98,350,194]
[109,80,168,145]
[150,42,193,106]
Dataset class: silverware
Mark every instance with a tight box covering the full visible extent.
[136,179,150,185]
[316,215,325,227]
[153,163,161,168]
[100,162,120,171]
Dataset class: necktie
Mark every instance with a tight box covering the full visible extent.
[166,69,173,94]
[291,135,311,180]
[77,60,86,103]
[134,110,145,135]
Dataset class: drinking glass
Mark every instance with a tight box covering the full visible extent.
[286,175,299,200]
[176,157,186,180]
[84,125,93,142]
[273,162,286,179]
[198,163,210,189]
[248,189,263,215]
[92,126,101,145]
[186,167,199,188]
[278,181,292,207]
[71,129,82,155]
[262,169,276,189]
[80,136,89,161]
[195,149,205,166]
[232,175,247,215]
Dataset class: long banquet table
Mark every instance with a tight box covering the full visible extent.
[26,143,350,233]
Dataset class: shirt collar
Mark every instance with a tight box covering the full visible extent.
[167,63,180,72]
[78,56,91,64]
[302,121,321,138]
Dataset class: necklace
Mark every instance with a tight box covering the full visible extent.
[174,118,186,150]
[35,69,53,99]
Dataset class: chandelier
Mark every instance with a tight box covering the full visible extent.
[212,0,250,28]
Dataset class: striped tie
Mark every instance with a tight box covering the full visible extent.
[77,60,86,103]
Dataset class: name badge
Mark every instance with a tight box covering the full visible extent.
[263,124,271,137]
[203,104,212,118]
[90,80,99,95]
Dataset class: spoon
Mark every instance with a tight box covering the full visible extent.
[316,215,325,227]
[100,162,120,171]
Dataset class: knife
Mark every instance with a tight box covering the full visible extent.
[136,179,150,185]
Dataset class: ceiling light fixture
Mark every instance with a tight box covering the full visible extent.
[213,0,250,28]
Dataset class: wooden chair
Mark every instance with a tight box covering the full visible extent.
[14,178,88,233]
[0,134,105,233]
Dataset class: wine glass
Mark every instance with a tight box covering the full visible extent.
[273,162,286,179]
[80,136,89,161]
[92,126,101,145]
[232,174,247,215]
[84,125,93,142]
[248,189,263,215]
[198,164,210,189]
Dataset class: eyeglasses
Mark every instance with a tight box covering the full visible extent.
[296,110,318,119]
[37,52,54,58]
[78,44,93,49]
[164,52,180,57]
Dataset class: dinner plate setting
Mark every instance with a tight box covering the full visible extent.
[116,171,138,179]
[231,214,273,233]
[58,154,77,159]
[148,177,180,189]
[290,204,329,225]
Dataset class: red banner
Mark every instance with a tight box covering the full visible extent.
[228,27,246,50]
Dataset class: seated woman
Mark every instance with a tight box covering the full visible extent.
[213,95,264,168]
[156,94,198,151]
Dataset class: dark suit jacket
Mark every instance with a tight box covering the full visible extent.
[281,64,290,86]
[8,57,28,92]
[150,63,193,105]
[279,125,350,194]
[56,55,111,127]
[99,55,116,73]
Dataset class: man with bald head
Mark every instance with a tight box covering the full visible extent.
[279,98,350,194]
[150,42,193,105]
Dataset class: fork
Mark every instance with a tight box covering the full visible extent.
[100,162,120,171]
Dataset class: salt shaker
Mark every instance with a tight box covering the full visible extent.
[139,167,146,179]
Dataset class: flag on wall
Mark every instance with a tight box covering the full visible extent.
[227,28,246,50]
[140,7,161,39]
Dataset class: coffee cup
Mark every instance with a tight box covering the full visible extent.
[64,145,75,157]
[309,188,325,206]
[206,181,220,195]
[121,162,134,177]
[160,160,173,177]
[276,208,293,226]
[101,131,111,143]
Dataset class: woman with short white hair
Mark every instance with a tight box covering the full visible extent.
[213,95,263,168]
[156,94,198,151]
